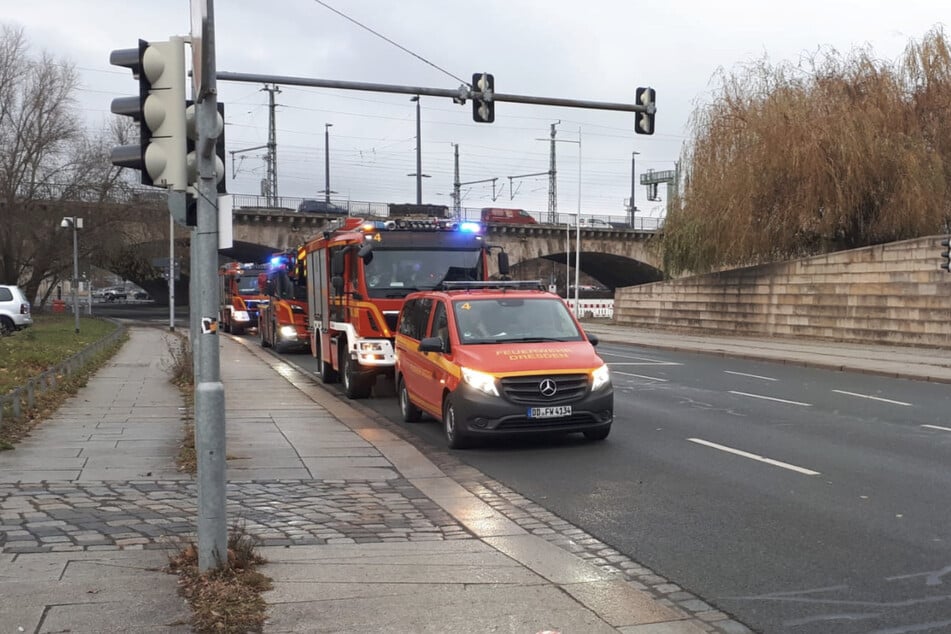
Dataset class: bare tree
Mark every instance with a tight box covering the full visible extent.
[664,27,951,276]
[0,24,164,304]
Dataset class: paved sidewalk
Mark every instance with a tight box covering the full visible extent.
[0,326,737,633]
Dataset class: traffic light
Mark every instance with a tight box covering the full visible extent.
[472,73,495,123]
[941,237,951,271]
[109,37,188,190]
[634,86,656,135]
[185,101,227,194]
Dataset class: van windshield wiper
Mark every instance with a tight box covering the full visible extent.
[501,337,573,343]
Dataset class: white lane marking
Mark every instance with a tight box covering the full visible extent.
[728,391,812,407]
[688,438,821,476]
[612,371,668,382]
[922,424,951,432]
[608,362,681,366]
[831,389,912,407]
[724,370,777,381]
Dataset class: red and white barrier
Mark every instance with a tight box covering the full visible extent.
[564,299,614,319]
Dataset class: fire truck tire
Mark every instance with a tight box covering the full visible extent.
[316,340,338,383]
[341,346,371,399]
[397,376,422,422]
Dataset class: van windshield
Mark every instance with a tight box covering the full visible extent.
[364,249,484,298]
[453,297,583,344]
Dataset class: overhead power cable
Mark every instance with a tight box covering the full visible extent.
[312,0,470,87]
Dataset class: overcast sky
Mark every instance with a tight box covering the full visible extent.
[4,1,947,219]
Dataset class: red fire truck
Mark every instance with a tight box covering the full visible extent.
[302,216,508,399]
[257,249,310,353]
[218,262,269,335]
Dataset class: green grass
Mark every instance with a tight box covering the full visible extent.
[0,315,118,394]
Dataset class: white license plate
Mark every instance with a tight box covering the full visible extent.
[527,405,572,419]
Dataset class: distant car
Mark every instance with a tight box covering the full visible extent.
[103,288,127,302]
[297,199,348,214]
[481,208,538,224]
[133,291,151,300]
[579,217,612,229]
[0,284,32,334]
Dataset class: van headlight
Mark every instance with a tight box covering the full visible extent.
[461,367,499,396]
[591,365,611,391]
[234,311,250,323]
[279,325,297,338]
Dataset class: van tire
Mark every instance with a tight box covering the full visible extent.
[260,323,271,348]
[398,376,422,422]
[443,394,469,449]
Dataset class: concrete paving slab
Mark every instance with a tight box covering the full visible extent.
[563,579,686,627]
[0,605,43,634]
[372,440,444,479]
[41,598,191,633]
[485,534,621,584]
[225,467,314,480]
[294,445,382,458]
[0,470,81,482]
[264,582,616,634]
[258,540,488,562]
[263,558,541,585]
[78,468,183,481]
[618,621,712,634]
[305,465,398,480]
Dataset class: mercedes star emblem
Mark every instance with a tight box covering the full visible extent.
[539,378,557,397]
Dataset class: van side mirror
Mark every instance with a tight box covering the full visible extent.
[418,336,446,353]
[357,242,374,264]
[586,332,599,346]
[497,252,510,276]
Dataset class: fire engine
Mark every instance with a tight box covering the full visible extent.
[257,249,310,352]
[302,216,509,399]
[218,262,269,335]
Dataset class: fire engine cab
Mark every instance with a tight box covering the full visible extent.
[218,262,269,335]
[302,216,508,399]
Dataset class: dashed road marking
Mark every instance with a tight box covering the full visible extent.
[728,390,811,406]
[724,370,777,381]
[613,371,668,382]
[831,389,911,407]
[688,438,821,476]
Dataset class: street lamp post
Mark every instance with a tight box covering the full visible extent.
[553,130,583,316]
[60,216,83,334]
[407,96,432,204]
[324,123,332,204]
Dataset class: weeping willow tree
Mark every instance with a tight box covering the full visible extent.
[663,27,951,276]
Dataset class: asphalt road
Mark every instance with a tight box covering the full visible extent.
[109,308,951,633]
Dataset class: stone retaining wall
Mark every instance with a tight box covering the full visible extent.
[614,235,951,347]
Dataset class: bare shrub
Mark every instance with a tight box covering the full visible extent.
[665,27,951,275]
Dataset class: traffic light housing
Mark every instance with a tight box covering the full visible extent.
[185,101,227,194]
[472,73,495,123]
[110,37,188,190]
[635,86,656,135]
[941,237,951,271]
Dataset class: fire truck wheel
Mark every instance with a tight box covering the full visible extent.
[316,340,338,383]
[341,347,371,399]
[443,394,470,449]
[398,376,422,422]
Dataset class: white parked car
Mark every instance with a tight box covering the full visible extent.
[579,217,612,228]
[0,285,32,334]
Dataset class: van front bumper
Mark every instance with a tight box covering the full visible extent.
[450,383,613,437]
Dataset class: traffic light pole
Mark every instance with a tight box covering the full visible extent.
[193,1,227,572]
[215,71,654,117]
